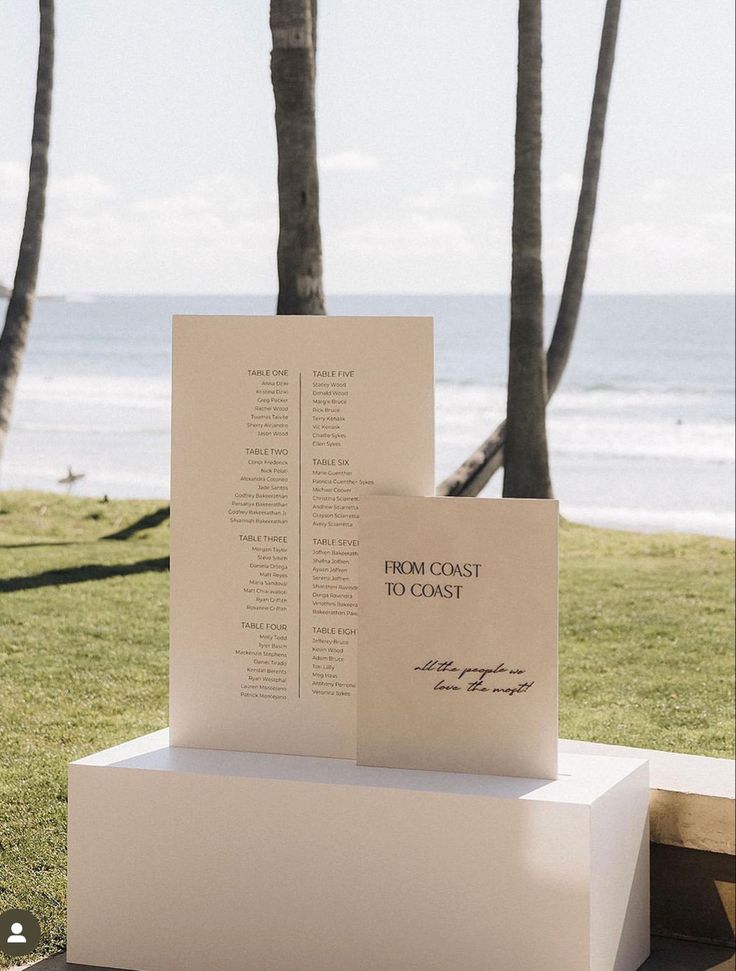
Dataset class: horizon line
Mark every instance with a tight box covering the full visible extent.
[26,290,736,300]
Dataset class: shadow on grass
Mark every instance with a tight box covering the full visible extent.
[102,506,170,541]
[0,540,80,549]
[0,506,171,550]
[0,557,170,592]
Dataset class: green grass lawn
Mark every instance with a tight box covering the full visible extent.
[0,490,734,966]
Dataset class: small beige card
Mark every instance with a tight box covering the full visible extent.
[357,496,558,779]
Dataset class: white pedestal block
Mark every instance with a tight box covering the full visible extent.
[68,730,650,971]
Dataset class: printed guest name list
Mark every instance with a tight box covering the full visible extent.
[169,316,434,759]
[234,368,363,703]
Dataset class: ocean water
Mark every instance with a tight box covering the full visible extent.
[2,293,733,537]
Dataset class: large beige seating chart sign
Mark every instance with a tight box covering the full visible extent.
[169,315,434,757]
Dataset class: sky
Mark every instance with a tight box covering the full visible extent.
[0,0,733,295]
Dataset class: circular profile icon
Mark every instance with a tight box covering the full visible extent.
[0,908,42,958]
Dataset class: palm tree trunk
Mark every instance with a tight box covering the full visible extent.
[437,0,621,498]
[502,0,551,499]
[270,0,326,315]
[0,0,54,464]
[546,0,621,396]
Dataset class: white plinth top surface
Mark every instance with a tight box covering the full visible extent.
[73,728,646,806]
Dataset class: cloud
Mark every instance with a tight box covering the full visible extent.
[410,177,501,210]
[1,152,732,294]
[583,210,736,293]
[324,206,510,293]
[703,210,735,227]
[454,178,500,197]
[602,220,710,261]
[335,212,473,258]
[544,172,579,196]
[319,151,379,172]
[0,161,27,203]
[0,163,119,208]
[641,177,675,203]
[50,173,118,206]
[329,212,474,278]
[0,161,279,292]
